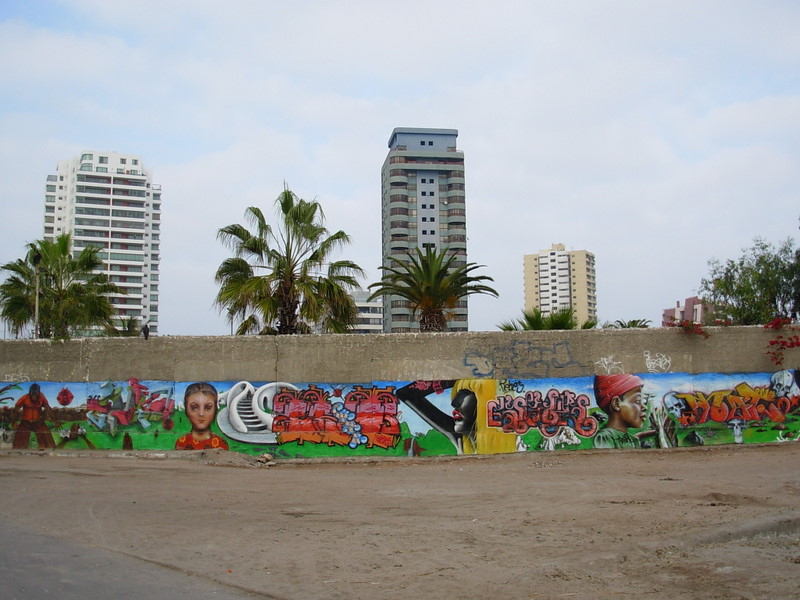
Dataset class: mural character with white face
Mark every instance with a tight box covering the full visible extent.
[727,419,747,444]
[770,370,800,399]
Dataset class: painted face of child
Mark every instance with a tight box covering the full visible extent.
[185,392,216,432]
[617,387,646,429]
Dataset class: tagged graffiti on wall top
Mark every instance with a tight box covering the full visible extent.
[0,369,798,458]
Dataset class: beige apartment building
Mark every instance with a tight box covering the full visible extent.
[523,243,597,325]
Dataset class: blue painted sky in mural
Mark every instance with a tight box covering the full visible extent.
[7,371,785,418]
[1,1,799,334]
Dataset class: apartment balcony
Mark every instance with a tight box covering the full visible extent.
[112,177,147,188]
[76,185,111,196]
[442,195,464,206]
[109,220,146,230]
[112,188,147,198]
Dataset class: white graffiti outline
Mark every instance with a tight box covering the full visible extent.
[594,356,624,375]
[644,350,672,373]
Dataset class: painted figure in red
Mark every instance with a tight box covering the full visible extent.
[13,383,56,449]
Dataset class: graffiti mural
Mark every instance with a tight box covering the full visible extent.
[1,369,798,458]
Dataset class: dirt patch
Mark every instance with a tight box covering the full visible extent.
[1,444,799,599]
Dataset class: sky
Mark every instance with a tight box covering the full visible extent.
[1,0,799,336]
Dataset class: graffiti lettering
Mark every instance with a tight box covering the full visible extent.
[465,341,584,378]
[644,351,671,373]
[272,385,401,449]
[3,373,30,382]
[497,379,524,394]
[594,356,623,375]
[675,382,800,426]
[487,388,598,437]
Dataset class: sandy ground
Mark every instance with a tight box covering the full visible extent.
[1,444,799,600]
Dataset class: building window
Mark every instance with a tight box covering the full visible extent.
[421,191,426,196]
[99,156,108,164]
[421,217,427,222]
[428,141,433,146]
[120,158,127,164]
[420,141,425,146]
[430,217,435,222]
[132,159,138,165]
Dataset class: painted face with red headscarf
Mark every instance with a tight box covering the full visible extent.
[594,374,646,430]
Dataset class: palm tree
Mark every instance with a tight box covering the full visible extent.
[215,186,365,335]
[607,318,652,329]
[499,307,597,331]
[104,316,143,337]
[368,246,498,332]
[0,234,122,339]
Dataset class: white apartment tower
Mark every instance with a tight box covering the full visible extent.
[44,151,162,334]
[380,127,468,333]
[350,290,383,334]
[523,243,597,325]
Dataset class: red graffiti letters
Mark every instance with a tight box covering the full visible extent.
[487,388,598,437]
[272,385,401,449]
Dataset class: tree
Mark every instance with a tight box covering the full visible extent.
[368,246,498,332]
[0,234,122,339]
[606,318,652,329]
[499,307,597,331]
[700,237,797,325]
[215,186,365,335]
[104,316,143,337]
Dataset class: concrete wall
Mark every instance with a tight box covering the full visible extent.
[2,327,798,459]
[0,326,784,383]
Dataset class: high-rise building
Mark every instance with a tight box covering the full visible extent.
[44,151,162,334]
[350,290,383,334]
[523,243,597,325]
[380,127,468,333]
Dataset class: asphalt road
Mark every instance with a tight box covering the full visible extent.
[0,519,273,600]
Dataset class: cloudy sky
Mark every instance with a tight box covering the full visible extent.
[1,0,799,335]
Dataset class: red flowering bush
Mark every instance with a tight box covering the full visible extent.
[666,317,710,339]
[764,316,799,367]
[764,316,793,330]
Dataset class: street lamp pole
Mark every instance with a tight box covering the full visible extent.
[33,252,41,339]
